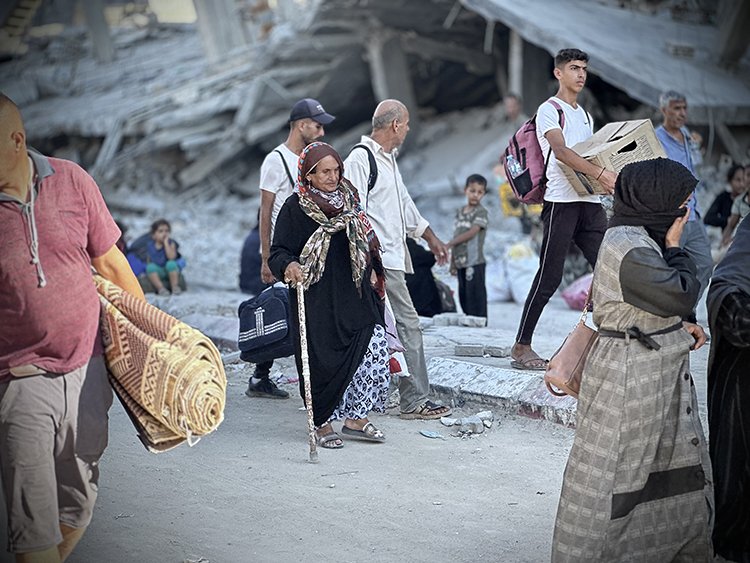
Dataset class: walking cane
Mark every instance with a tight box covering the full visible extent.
[296,283,318,463]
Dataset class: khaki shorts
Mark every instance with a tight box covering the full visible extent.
[0,355,112,553]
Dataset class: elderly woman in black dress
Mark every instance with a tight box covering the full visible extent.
[269,142,389,449]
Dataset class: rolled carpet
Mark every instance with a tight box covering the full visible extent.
[94,275,226,452]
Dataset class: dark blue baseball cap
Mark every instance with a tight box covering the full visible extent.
[289,98,335,124]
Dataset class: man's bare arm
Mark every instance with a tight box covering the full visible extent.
[92,245,145,300]
[545,129,616,193]
[422,226,449,265]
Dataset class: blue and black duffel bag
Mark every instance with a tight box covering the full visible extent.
[237,285,295,363]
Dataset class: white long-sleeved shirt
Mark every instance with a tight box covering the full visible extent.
[344,135,429,273]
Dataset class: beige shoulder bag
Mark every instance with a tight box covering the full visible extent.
[544,286,597,400]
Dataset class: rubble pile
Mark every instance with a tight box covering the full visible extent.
[1,0,504,203]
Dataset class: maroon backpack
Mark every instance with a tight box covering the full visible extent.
[503,99,564,205]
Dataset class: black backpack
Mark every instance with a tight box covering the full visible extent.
[237,285,295,363]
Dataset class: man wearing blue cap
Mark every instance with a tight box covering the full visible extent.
[247,98,335,399]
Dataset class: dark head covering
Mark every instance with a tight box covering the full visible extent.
[608,158,698,250]
[297,142,344,189]
[706,218,750,374]
[707,217,750,326]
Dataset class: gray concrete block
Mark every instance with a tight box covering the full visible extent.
[485,345,511,358]
[454,344,485,356]
[458,315,487,327]
[432,312,463,326]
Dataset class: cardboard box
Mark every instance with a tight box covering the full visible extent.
[560,119,666,196]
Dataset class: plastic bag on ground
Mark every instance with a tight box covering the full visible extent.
[561,272,593,311]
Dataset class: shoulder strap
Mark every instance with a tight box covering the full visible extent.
[542,99,566,173]
[546,98,565,130]
[350,144,378,203]
[274,149,295,188]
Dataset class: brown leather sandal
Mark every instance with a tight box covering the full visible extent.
[400,400,452,420]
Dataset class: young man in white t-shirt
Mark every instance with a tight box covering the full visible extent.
[247,98,335,399]
[511,48,617,370]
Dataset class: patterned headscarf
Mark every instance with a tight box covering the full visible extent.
[296,142,384,296]
[608,158,698,251]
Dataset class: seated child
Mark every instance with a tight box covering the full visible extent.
[127,219,186,295]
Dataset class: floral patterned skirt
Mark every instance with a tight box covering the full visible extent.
[328,324,389,422]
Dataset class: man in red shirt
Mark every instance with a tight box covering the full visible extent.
[0,93,144,563]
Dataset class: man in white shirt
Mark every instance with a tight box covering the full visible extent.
[511,49,617,370]
[247,98,334,399]
[345,99,452,419]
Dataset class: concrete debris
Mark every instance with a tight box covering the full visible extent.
[454,344,509,357]
[435,313,487,327]
[440,411,493,434]
[386,388,401,410]
[458,315,488,328]
[457,415,485,434]
[420,430,446,440]
[3,0,512,201]
[114,513,134,519]
[454,344,485,357]
[485,346,511,358]
[476,410,495,427]
[432,313,464,327]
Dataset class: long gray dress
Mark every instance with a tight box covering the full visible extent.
[552,226,713,562]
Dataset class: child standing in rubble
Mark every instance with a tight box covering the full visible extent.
[448,173,489,319]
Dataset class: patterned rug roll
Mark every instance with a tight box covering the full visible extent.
[94,275,226,452]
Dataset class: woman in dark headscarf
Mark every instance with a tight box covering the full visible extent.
[269,142,388,449]
[706,217,750,563]
[552,158,713,562]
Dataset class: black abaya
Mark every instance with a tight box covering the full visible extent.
[268,194,384,426]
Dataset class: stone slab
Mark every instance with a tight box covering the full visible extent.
[458,315,487,327]
[454,344,485,356]
[485,345,510,357]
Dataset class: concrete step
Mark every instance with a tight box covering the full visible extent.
[427,357,577,427]
[174,309,579,427]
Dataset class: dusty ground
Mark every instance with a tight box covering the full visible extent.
[68,366,572,563]
[0,292,712,563]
